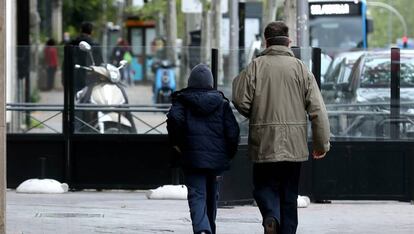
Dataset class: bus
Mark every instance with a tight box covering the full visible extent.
[309,0,372,55]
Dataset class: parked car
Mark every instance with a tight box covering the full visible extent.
[325,50,414,139]
[321,50,365,103]
[320,52,332,83]
[338,50,414,104]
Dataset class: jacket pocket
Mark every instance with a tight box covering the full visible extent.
[263,125,284,158]
[251,124,284,159]
[285,124,309,159]
[248,125,262,149]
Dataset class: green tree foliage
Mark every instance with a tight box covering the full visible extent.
[368,0,414,48]
[63,0,118,38]
[125,0,185,38]
[125,0,167,20]
[176,0,185,37]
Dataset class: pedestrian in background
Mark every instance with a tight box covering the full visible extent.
[61,31,71,45]
[44,38,58,91]
[66,21,103,93]
[232,21,331,234]
[62,22,104,133]
[111,38,133,85]
[111,37,125,66]
[167,64,240,234]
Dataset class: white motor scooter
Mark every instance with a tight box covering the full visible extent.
[74,41,136,133]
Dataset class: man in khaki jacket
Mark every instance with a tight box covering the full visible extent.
[232,21,330,234]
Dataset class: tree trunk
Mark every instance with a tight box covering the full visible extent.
[201,0,211,65]
[284,0,297,46]
[228,0,239,83]
[296,0,310,66]
[180,13,201,88]
[262,0,279,37]
[156,11,165,37]
[297,0,309,48]
[30,0,40,91]
[211,0,223,85]
[51,0,62,42]
[0,0,6,232]
[166,0,177,64]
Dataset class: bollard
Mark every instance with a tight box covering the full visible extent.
[390,47,400,140]
[312,47,322,90]
[39,157,47,179]
[211,48,218,89]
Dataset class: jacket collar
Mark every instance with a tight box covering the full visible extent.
[260,45,295,57]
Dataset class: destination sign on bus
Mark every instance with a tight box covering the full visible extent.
[309,2,361,17]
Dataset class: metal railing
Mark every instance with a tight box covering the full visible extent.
[7,102,414,139]
[6,103,171,134]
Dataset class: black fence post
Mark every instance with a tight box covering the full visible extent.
[312,47,322,89]
[291,46,301,59]
[63,45,73,186]
[238,2,246,70]
[171,167,180,185]
[211,48,219,89]
[39,157,46,179]
[291,47,321,89]
[391,47,400,140]
[63,46,70,136]
[17,0,31,128]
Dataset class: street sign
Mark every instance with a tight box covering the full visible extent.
[182,0,228,13]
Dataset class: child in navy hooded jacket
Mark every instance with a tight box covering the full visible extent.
[167,64,240,234]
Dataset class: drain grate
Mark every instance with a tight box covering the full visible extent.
[35,213,104,218]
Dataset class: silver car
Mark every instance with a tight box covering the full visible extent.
[324,50,414,139]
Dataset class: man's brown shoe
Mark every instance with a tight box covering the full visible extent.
[263,217,278,234]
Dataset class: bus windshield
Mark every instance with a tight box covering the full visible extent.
[310,16,363,54]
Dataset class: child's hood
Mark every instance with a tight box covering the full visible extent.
[177,89,224,115]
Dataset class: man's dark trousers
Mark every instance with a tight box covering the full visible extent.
[253,162,302,234]
[184,169,220,234]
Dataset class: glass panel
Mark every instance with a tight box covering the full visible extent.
[74,43,163,134]
[6,45,64,134]
[72,44,191,134]
[361,54,414,88]
[222,47,315,141]
[395,50,414,140]
[322,49,414,141]
[7,44,413,141]
[218,48,250,140]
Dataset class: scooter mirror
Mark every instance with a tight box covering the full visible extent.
[119,60,128,66]
[79,41,91,52]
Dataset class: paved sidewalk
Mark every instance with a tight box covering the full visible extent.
[6,190,414,234]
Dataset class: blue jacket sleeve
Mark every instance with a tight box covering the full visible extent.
[223,101,240,158]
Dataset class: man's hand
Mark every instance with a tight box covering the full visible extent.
[312,150,326,160]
